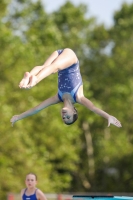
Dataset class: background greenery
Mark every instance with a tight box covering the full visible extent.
[1,0,133,199]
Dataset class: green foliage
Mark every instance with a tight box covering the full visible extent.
[1,0,133,199]
[52,1,95,51]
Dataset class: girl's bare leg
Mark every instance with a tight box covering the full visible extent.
[19,51,59,89]
[29,65,45,76]
[20,48,77,89]
[27,48,78,88]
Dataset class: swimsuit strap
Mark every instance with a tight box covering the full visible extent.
[71,81,82,97]
[24,188,27,194]
[35,188,38,194]
[58,81,82,103]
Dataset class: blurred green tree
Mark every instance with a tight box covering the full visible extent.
[1,0,133,198]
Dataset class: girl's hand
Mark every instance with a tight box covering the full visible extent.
[10,115,19,127]
[108,115,122,128]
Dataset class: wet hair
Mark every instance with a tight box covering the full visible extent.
[65,107,78,125]
[26,173,37,180]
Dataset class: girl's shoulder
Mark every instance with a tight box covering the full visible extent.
[21,188,26,193]
[20,188,26,197]
[36,188,42,194]
[76,85,84,103]
[36,189,47,200]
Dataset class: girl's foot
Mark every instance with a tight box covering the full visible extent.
[27,75,38,89]
[19,72,30,88]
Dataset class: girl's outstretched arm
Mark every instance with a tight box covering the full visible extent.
[78,96,122,128]
[10,94,60,126]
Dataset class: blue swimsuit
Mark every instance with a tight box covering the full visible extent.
[57,49,83,103]
[22,188,38,200]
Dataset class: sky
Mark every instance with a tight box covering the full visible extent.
[42,0,133,27]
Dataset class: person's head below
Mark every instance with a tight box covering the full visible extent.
[61,107,78,125]
[25,173,37,189]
